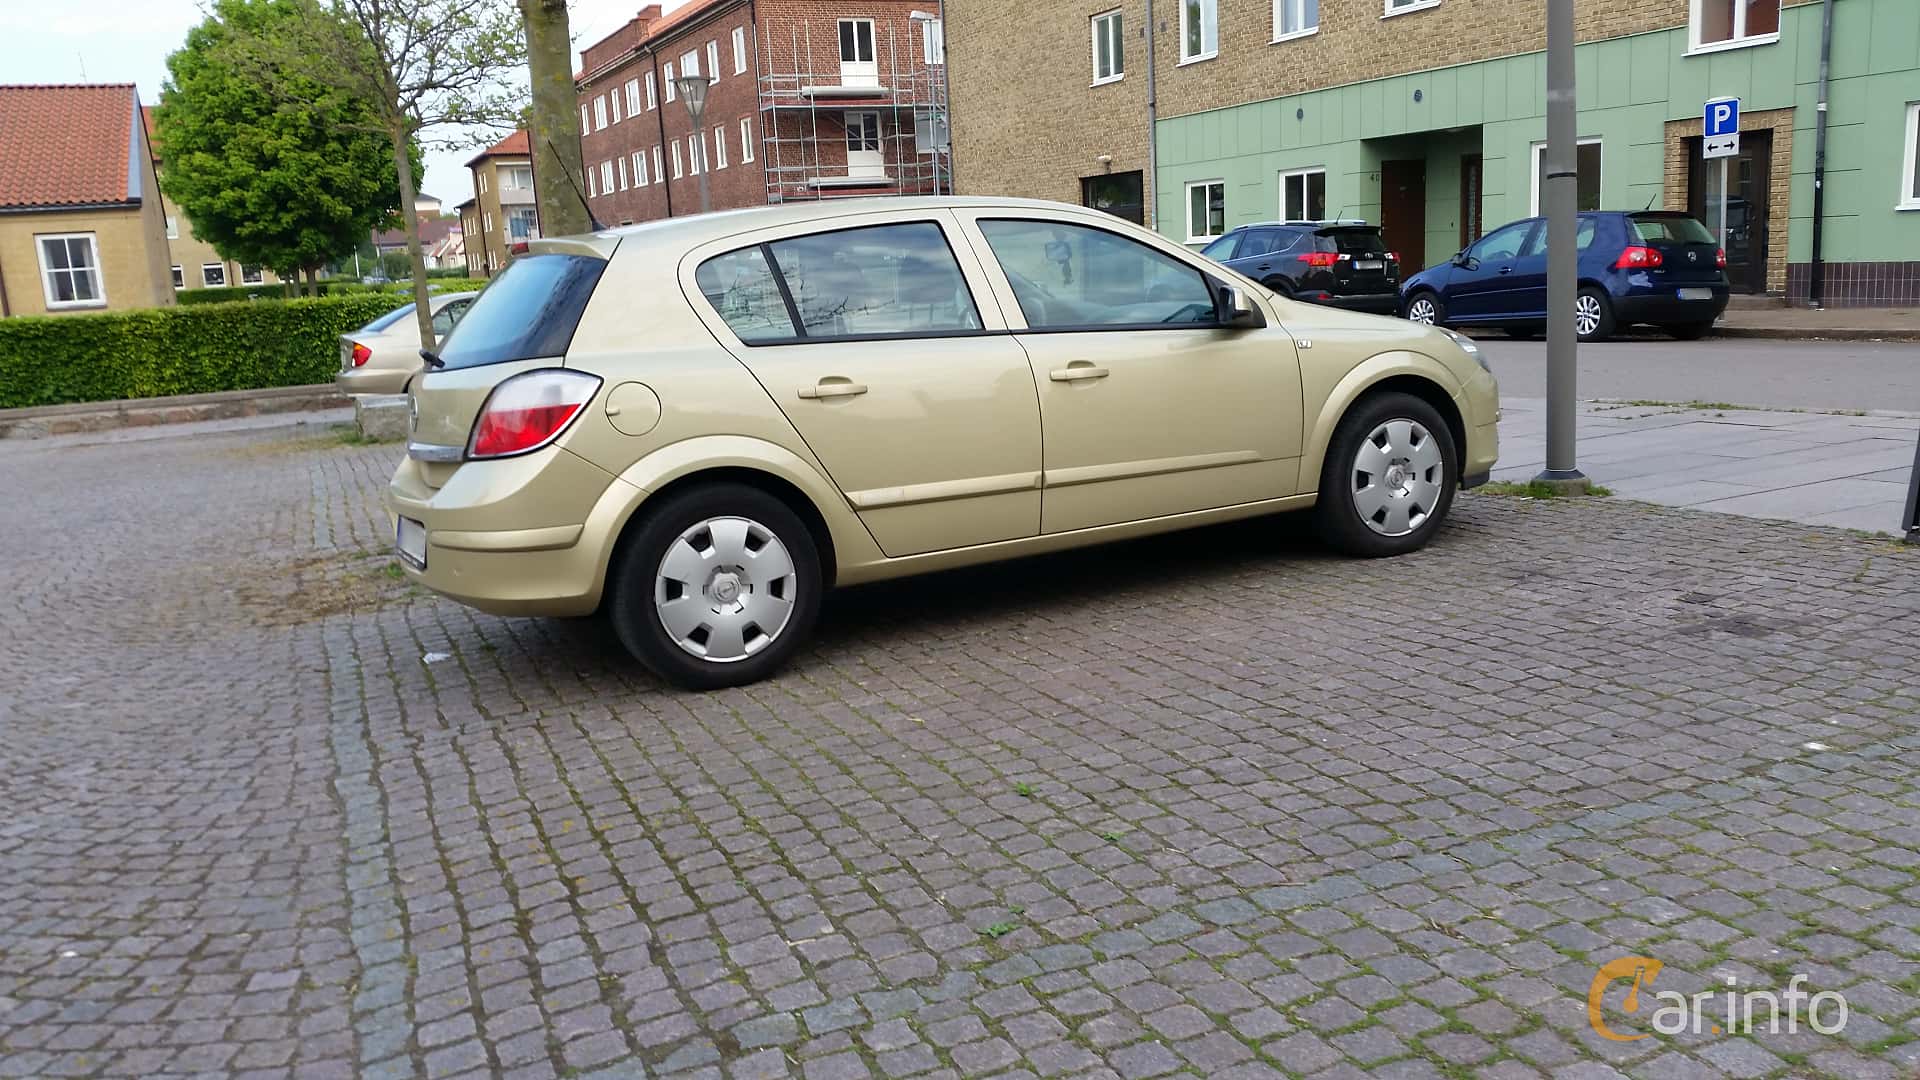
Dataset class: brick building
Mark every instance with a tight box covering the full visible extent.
[947,0,1920,306]
[575,0,949,226]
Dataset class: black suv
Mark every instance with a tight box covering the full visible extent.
[1201,221,1402,314]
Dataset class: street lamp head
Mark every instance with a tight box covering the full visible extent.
[675,76,709,119]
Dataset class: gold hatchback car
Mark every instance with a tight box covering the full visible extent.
[391,197,1498,688]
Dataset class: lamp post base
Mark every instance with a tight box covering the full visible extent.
[1530,469,1592,496]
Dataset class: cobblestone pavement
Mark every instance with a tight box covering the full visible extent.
[3,420,1919,1080]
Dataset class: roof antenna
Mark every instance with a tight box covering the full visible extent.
[1643,191,1658,211]
[546,138,604,232]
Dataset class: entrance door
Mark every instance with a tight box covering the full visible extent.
[845,112,883,178]
[838,18,877,86]
[1459,154,1484,252]
[1688,131,1771,294]
[1380,159,1427,271]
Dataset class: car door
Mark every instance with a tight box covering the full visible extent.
[1224,227,1291,285]
[1446,219,1537,320]
[957,212,1304,535]
[690,214,1043,559]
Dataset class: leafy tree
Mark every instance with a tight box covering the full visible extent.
[156,0,408,297]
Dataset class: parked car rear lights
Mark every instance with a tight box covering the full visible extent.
[1297,251,1341,268]
[466,369,602,459]
[1614,246,1665,269]
[350,342,372,367]
[1716,248,1728,268]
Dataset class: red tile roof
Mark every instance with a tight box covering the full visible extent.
[0,84,143,210]
[464,129,530,168]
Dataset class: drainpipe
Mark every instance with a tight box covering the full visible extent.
[1808,0,1835,308]
[1144,0,1157,230]
[648,48,675,218]
[0,259,11,317]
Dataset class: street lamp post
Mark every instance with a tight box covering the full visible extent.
[1535,0,1588,492]
[675,75,713,215]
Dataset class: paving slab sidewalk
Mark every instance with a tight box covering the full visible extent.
[1716,304,1920,340]
[1495,395,1919,534]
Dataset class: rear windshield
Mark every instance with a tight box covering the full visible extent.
[1315,228,1386,254]
[361,303,415,333]
[434,254,607,370]
[1630,214,1715,245]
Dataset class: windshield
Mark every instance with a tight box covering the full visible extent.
[361,303,415,333]
[1631,214,1715,245]
[434,254,607,370]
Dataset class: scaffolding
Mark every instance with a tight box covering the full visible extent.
[757,20,951,204]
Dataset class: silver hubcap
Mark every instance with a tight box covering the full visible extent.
[1408,297,1436,324]
[1575,294,1603,336]
[655,516,797,663]
[1352,419,1444,537]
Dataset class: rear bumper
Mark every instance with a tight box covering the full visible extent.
[1311,291,1401,315]
[337,365,412,396]
[1613,286,1729,326]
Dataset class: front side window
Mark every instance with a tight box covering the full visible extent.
[1181,0,1217,62]
[1902,102,1920,210]
[1092,10,1124,84]
[1469,220,1533,263]
[1281,167,1326,220]
[1275,0,1319,39]
[767,222,980,338]
[202,262,226,287]
[977,219,1218,330]
[1531,139,1603,214]
[1691,0,1780,50]
[1185,180,1225,243]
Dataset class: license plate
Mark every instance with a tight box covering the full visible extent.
[1677,287,1714,301]
[396,516,427,569]
[1354,260,1384,271]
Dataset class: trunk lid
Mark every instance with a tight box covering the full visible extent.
[1629,212,1723,284]
[1316,227,1398,293]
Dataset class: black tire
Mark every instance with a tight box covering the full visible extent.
[606,483,822,690]
[1576,286,1617,343]
[1314,391,1459,558]
[1404,290,1446,327]
[1263,278,1295,300]
[1665,321,1714,340]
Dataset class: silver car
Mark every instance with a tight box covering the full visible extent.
[337,291,478,395]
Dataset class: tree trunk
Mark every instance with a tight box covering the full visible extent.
[305,266,318,296]
[519,0,591,237]
[388,125,434,349]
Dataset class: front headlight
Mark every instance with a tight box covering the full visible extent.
[1441,328,1492,373]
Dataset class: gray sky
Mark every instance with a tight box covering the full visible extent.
[2,0,690,210]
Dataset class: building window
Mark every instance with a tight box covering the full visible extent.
[165,215,179,239]
[1530,139,1603,214]
[634,150,649,187]
[654,145,664,183]
[922,18,945,64]
[625,78,641,115]
[479,169,489,193]
[740,117,755,163]
[707,40,720,83]
[1690,0,1779,52]
[647,72,658,110]
[672,141,683,179]
[508,207,538,241]
[713,125,728,169]
[594,95,608,130]
[1185,180,1225,243]
[241,264,263,284]
[601,160,616,193]
[618,156,629,190]
[688,133,703,175]
[586,162,596,197]
[1092,10,1123,85]
[1274,0,1319,41]
[840,19,875,63]
[681,49,700,80]
[171,265,184,289]
[733,27,748,74]
[1082,171,1145,225]
[665,62,676,101]
[201,262,226,287]
[1281,167,1327,220]
[485,210,495,231]
[1902,102,1920,210]
[580,104,590,132]
[1384,0,1442,15]
[1180,0,1217,63]
[610,88,622,124]
[505,165,533,190]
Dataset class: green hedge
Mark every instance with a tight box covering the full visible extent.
[176,281,407,305]
[0,294,407,409]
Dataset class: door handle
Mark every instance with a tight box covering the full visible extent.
[1498,266,1515,275]
[1256,264,1272,272]
[1049,364,1110,382]
[798,379,868,400]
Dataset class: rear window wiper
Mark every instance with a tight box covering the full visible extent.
[419,348,445,370]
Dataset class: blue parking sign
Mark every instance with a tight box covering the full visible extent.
[1705,97,1740,137]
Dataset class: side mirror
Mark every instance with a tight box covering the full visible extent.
[1219,284,1266,329]
[1452,250,1477,270]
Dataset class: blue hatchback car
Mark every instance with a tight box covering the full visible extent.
[1398,211,1730,342]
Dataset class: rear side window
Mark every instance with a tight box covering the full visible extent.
[435,255,607,370]
[1236,229,1292,258]
[1631,214,1715,245]
[362,303,414,332]
[695,247,793,343]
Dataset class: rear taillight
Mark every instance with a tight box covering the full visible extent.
[467,370,602,460]
[1297,252,1340,267]
[350,342,372,367]
[1614,246,1664,269]
[1715,248,1728,268]
[1386,251,1399,263]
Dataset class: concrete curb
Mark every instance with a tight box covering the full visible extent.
[1710,325,1920,343]
[0,384,350,440]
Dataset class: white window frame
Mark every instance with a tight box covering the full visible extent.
[1184,179,1226,244]
[713,125,728,169]
[479,169,489,193]
[609,88,622,124]
[681,50,700,80]
[1687,0,1781,55]
[1383,0,1442,17]
[922,18,944,65]
[733,27,748,74]
[839,18,876,63]
[634,150,649,187]
[707,40,721,83]
[647,72,658,110]
[1901,102,1920,211]
[485,209,495,231]
[625,78,641,116]
[740,117,756,163]
[585,163,595,197]
[600,160,616,194]
[170,265,184,289]
[672,141,683,179]
[241,264,263,284]
[165,214,178,239]
[580,104,590,132]
[617,156,628,190]
[594,95,608,130]
[1273,0,1319,42]
[1279,166,1327,220]
[653,145,664,183]
[688,133,703,175]
[1179,0,1218,64]
[664,62,676,102]
[1529,137,1604,215]
[1091,9,1124,86]
[201,262,226,288]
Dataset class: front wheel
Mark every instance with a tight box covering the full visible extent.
[1404,291,1445,327]
[1575,287,1616,342]
[1314,392,1458,558]
[607,483,822,690]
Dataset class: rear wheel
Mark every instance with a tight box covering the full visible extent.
[1314,392,1458,558]
[1665,321,1714,340]
[1575,287,1616,342]
[607,483,822,690]
[1404,291,1445,327]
